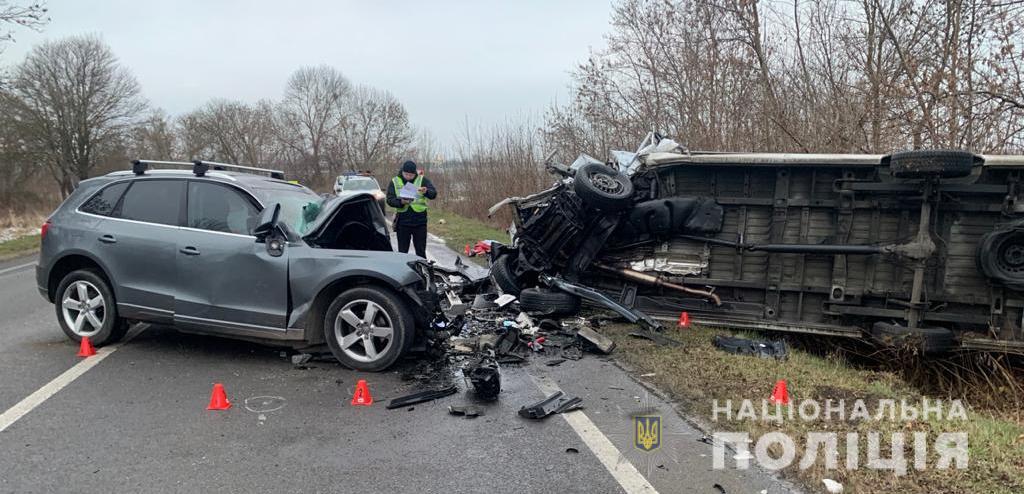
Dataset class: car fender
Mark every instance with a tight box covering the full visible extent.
[42,248,118,302]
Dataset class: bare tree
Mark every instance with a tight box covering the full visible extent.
[179,99,280,166]
[4,35,146,196]
[334,85,414,178]
[0,1,48,48]
[277,65,350,183]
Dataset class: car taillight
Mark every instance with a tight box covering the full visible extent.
[40,221,50,240]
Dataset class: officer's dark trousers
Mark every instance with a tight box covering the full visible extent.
[396,223,427,258]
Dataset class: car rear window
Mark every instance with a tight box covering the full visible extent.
[80,182,130,216]
[114,179,184,226]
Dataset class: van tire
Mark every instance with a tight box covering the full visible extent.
[574,163,634,211]
[888,150,976,179]
[519,288,582,317]
[871,322,954,354]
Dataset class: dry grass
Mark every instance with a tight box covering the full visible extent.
[602,323,1024,493]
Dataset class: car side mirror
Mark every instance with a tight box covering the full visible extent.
[253,203,281,241]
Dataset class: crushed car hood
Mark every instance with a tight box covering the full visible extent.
[301,192,392,251]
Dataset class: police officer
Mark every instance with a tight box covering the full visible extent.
[386,160,437,258]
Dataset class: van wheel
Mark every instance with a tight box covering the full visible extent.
[871,322,954,354]
[324,286,414,371]
[490,254,523,296]
[519,287,582,317]
[888,150,977,179]
[574,163,634,211]
[54,269,128,345]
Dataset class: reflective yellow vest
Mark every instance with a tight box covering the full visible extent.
[392,175,428,213]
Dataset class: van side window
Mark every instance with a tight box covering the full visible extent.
[80,182,130,216]
[113,180,185,226]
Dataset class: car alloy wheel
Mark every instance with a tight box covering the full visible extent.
[333,299,395,363]
[61,280,106,337]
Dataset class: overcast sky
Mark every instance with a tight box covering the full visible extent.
[0,0,613,148]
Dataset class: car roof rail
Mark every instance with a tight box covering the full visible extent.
[131,159,286,180]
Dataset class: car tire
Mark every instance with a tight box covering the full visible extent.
[490,254,522,296]
[324,285,414,371]
[870,322,954,354]
[519,288,582,317]
[54,269,128,346]
[573,163,634,211]
[888,150,976,179]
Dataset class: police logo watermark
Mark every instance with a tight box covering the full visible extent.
[634,415,661,452]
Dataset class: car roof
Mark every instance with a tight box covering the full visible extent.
[101,169,303,189]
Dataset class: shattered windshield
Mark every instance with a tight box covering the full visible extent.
[251,184,324,234]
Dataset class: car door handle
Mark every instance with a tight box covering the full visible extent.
[99,234,117,244]
[179,246,200,256]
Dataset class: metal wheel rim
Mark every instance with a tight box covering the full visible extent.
[995,234,1024,274]
[334,299,395,363]
[589,172,623,195]
[61,280,106,337]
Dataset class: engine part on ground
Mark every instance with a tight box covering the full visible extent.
[576,326,616,354]
[712,335,788,360]
[573,163,634,211]
[518,390,584,419]
[385,386,459,409]
[870,322,955,354]
[519,287,582,317]
[616,197,724,240]
[887,149,978,179]
[466,357,501,401]
[977,220,1024,291]
[591,262,722,306]
[490,254,522,296]
[540,274,663,332]
[448,405,484,418]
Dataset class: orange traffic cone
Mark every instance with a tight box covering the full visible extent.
[464,244,471,256]
[769,379,790,405]
[678,311,691,328]
[351,379,373,406]
[207,383,232,410]
[77,336,97,357]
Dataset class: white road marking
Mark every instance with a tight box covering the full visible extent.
[427,233,444,243]
[530,375,659,494]
[0,262,34,277]
[0,345,118,432]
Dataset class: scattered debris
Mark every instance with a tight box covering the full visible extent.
[822,479,844,493]
[518,391,584,419]
[713,335,788,360]
[712,484,726,494]
[546,359,566,367]
[290,353,313,368]
[386,386,459,409]
[577,326,616,354]
[466,356,501,401]
[565,447,579,454]
[495,293,516,307]
[448,405,484,418]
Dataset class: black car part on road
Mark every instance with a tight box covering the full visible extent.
[518,390,583,419]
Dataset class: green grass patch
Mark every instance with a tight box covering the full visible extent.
[428,210,508,265]
[603,323,1024,493]
[0,234,40,261]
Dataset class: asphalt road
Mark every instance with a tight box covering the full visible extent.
[0,241,797,494]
